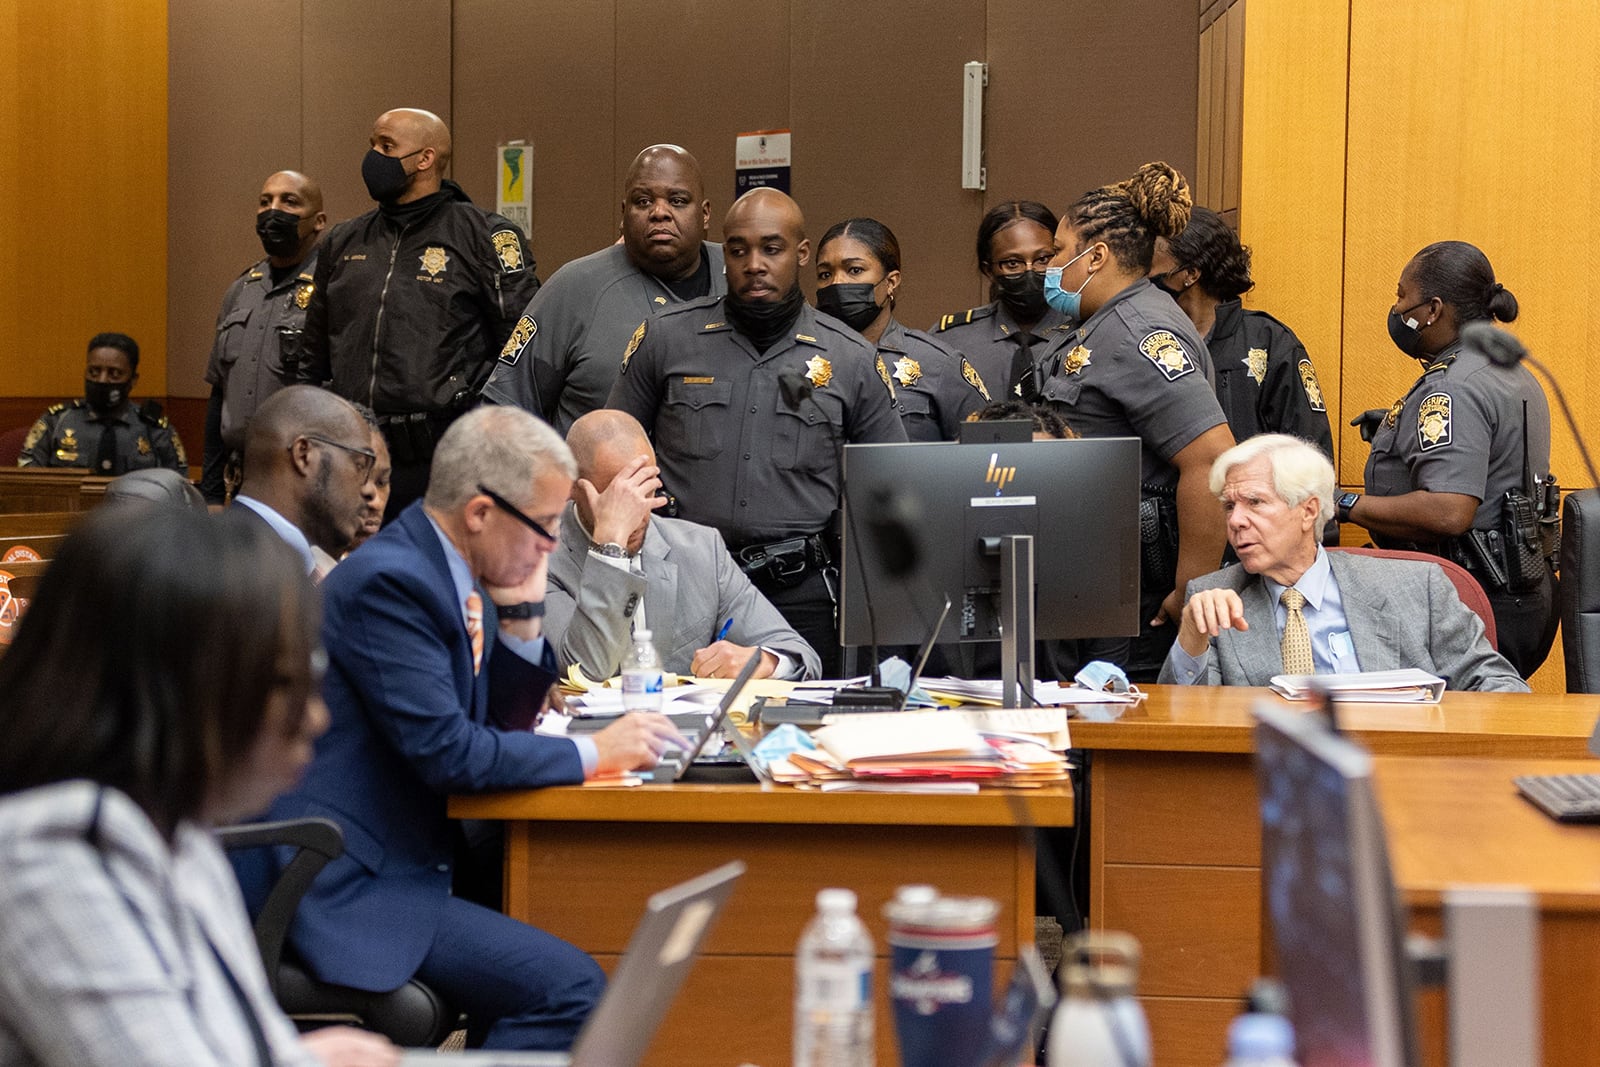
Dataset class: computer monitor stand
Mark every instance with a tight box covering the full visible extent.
[999,534,1036,709]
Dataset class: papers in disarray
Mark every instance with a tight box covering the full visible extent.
[1268,668,1448,703]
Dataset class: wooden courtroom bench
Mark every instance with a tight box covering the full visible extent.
[0,469,113,514]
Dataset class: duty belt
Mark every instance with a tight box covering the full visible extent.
[732,533,833,591]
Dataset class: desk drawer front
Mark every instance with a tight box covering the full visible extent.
[1094,751,1260,867]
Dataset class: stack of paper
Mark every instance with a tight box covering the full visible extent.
[772,710,1070,789]
[918,677,1146,710]
[1269,668,1447,703]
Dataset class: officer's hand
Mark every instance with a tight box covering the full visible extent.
[592,712,692,775]
[576,455,666,548]
[691,642,777,680]
[1350,408,1388,443]
[1176,588,1249,656]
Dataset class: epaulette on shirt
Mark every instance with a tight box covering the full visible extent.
[935,305,996,332]
[45,402,67,416]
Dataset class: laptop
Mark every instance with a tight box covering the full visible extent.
[653,647,764,783]
[400,860,746,1066]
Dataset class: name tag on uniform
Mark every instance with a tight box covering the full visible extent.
[681,376,715,384]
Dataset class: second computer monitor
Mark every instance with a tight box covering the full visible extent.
[839,437,1141,647]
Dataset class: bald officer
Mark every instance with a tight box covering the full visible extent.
[484,144,726,431]
[606,188,906,675]
[297,107,539,518]
[202,169,327,504]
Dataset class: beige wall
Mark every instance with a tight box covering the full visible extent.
[1240,0,1600,693]
[163,0,1199,402]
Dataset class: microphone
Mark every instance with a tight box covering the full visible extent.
[1461,320,1600,489]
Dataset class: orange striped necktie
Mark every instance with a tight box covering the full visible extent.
[466,591,484,675]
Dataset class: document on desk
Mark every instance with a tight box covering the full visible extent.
[809,711,1070,783]
[1269,668,1447,703]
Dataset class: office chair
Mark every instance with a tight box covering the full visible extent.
[218,818,459,1048]
[1562,489,1600,693]
[1330,546,1498,650]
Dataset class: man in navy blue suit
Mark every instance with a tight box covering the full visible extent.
[248,404,687,1051]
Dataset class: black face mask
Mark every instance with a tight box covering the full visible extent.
[991,269,1048,320]
[1387,300,1432,358]
[256,208,304,258]
[724,285,806,353]
[361,147,423,203]
[1149,272,1185,300]
[84,379,127,415]
[815,282,882,333]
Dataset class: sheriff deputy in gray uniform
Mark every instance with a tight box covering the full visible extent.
[201,169,326,504]
[484,144,726,432]
[20,333,186,476]
[607,188,907,676]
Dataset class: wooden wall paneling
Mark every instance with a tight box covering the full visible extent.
[1237,0,1349,475]
[1206,16,1227,209]
[1195,20,1214,209]
[1342,0,1600,694]
[299,0,454,231]
[451,0,618,279]
[1220,2,1244,215]
[789,0,985,328]
[0,3,19,365]
[985,0,1200,304]
[166,0,305,401]
[9,2,167,398]
[611,0,790,251]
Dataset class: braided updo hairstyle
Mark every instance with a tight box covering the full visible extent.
[1066,161,1192,273]
[1165,206,1254,301]
[1408,241,1518,324]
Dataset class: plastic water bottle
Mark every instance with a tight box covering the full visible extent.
[1219,1012,1298,1067]
[794,888,874,1066]
[620,628,664,714]
[1047,931,1151,1067]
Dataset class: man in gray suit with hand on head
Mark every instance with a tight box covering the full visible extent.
[545,409,820,681]
[1159,433,1527,692]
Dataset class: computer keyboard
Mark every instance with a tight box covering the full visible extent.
[1514,773,1600,823]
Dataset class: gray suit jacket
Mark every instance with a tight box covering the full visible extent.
[1157,551,1528,692]
[545,501,821,680]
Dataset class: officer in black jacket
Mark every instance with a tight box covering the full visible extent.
[297,108,539,517]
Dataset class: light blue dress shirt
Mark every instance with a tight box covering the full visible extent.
[425,514,596,775]
[1169,546,1363,684]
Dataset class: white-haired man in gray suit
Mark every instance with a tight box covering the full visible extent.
[1159,433,1527,692]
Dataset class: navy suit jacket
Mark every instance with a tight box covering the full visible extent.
[236,502,579,991]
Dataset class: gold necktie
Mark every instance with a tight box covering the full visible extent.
[466,591,484,675]
[1280,587,1314,675]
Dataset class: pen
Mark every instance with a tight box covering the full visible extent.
[715,617,734,643]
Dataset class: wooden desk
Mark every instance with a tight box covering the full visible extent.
[0,469,112,513]
[451,783,1072,1067]
[1374,756,1600,1066]
[1069,685,1598,1067]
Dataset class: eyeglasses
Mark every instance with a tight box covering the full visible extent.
[477,483,559,543]
[301,434,378,479]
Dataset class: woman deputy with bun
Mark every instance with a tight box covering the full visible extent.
[1033,162,1235,679]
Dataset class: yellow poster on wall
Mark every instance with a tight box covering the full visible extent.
[497,141,532,233]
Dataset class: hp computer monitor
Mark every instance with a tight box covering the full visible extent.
[1253,702,1419,1067]
[839,437,1141,646]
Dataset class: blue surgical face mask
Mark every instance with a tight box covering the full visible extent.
[1043,245,1095,319]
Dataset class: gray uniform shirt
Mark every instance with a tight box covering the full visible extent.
[1035,278,1226,489]
[931,300,1075,401]
[878,318,991,442]
[484,242,726,432]
[204,253,318,451]
[606,297,908,545]
[1363,341,1551,531]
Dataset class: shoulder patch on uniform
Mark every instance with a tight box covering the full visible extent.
[490,228,525,273]
[1417,391,1451,451]
[935,306,991,332]
[499,315,538,365]
[1243,347,1268,385]
[1297,358,1326,412]
[1137,329,1195,381]
[621,320,647,370]
[960,357,991,401]
[20,419,48,453]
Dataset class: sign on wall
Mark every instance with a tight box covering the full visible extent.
[735,129,791,195]
[497,141,533,232]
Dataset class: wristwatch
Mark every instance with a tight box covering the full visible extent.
[1336,492,1362,523]
[497,601,546,620]
[593,542,630,560]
